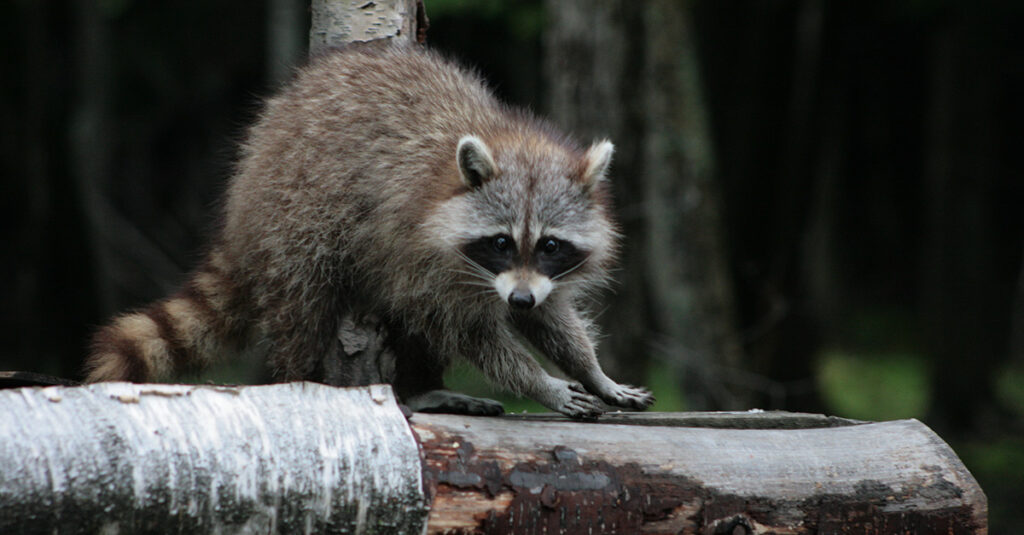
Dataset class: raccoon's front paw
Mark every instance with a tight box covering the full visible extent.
[554,383,606,420]
[598,383,655,411]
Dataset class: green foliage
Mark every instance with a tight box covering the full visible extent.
[817,350,931,421]
[995,362,1024,415]
[646,363,687,412]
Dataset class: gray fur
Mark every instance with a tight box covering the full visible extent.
[85,42,653,418]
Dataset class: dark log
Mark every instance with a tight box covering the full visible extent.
[413,412,987,534]
[0,370,80,389]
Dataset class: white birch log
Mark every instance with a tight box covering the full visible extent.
[0,382,427,534]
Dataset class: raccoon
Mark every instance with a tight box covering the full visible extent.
[85,42,654,418]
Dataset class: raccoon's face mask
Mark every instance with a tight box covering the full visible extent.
[450,136,615,310]
[458,233,589,309]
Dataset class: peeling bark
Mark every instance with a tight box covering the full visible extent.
[309,0,425,54]
[0,383,427,534]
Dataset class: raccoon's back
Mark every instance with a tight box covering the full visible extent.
[232,43,508,201]
[222,45,506,270]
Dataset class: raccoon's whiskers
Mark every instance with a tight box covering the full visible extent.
[554,274,614,297]
[455,280,494,289]
[449,268,493,283]
[454,288,496,303]
[556,278,605,290]
[551,256,591,281]
[454,249,495,277]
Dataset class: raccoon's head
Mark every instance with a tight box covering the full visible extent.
[430,134,618,311]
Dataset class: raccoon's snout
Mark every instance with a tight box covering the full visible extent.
[508,288,535,309]
[495,272,552,310]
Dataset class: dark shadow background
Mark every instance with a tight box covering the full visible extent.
[2,0,1021,529]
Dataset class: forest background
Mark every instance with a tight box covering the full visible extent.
[2,0,1022,530]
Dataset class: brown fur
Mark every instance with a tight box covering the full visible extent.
[85,42,653,417]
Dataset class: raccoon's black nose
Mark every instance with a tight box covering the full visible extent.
[508,289,535,309]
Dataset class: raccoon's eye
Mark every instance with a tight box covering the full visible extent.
[492,235,513,253]
[540,238,560,254]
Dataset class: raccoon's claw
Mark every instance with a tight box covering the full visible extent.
[600,384,655,411]
[559,383,605,420]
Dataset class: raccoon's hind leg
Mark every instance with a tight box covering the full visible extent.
[256,277,345,381]
[85,252,243,382]
[512,301,655,411]
[390,331,503,416]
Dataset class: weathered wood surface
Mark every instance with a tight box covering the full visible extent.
[514,410,865,429]
[0,370,79,388]
[0,382,426,534]
[413,412,987,534]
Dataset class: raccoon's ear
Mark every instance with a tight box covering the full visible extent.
[581,140,615,188]
[457,136,498,188]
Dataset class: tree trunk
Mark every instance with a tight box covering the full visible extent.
[543,1,747,409]
[1011,256,1024,365]
[12,0,52,371]
[543,0,650,387]
[266,0,306,86]
[305,0,427,388]
[641,0,746,410]
[70,0,116,318]
[920,20,1006,432]
[309,0,425,54]
[71,0,184,320]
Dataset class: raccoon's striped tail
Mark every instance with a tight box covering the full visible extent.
[84,252,241,383]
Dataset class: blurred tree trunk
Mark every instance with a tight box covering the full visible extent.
[544,1,747,409]
[690,3,835,413]
[641,1,746,410]
[1011,257,1024,365]
[71,0,116,319]
[71,1,182,323]
[13,1,51,368]
[921,20,1007,432]
[266,0,307,86]
[758,0,828,412]
[543,1,650,389]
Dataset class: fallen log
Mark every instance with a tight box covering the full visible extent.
[0,382,986,534]
[414,412,987,534]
